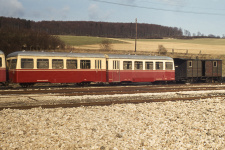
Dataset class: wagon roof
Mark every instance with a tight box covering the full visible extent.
[174,58,222,61]
[107,54,173,60]
[7,51,106,58]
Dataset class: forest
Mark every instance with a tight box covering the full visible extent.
[0,16,183,39]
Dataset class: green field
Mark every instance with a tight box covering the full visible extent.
[59,35,225,47]
[59,35,125,46]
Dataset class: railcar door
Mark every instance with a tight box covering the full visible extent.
[111,60,120,82]
[107,60,120,83]
[95,59,103,82]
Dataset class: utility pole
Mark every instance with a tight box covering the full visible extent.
[135,18,137,52]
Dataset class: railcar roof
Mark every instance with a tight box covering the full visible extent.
[7,51,106,58]
[107,54,173,60]
[7,51,173,60]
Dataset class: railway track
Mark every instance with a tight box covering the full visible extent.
[0,83,225,110]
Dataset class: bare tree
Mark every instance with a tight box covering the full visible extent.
[157,45,167,55]
[100,39,113,51]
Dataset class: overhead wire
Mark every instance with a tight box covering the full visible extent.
[92,0,225,16]
[139,0,225,11]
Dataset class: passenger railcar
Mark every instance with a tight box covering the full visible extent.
[7,51,107,87]
[6,51,175,87]
[106,54,175,83]
[0,50,6,85]
[174,58,222,83]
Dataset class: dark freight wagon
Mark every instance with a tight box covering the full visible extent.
[174,58,222,83]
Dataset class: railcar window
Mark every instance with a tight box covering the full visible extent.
[95,60,102,69]
[67,59,77,69]
[113,60,120,70]
[188,61,192,67]
[37,59,49,69]
[10,59,17,69]
[166,62,173,70]
[213,61,217,67]
[7,59,17,69]
[52,59,63,69]
[0,57,2,67]
[21,59,34,69]
[156,62,163,70]
[145,62,153,70]
[135,61,143,70]
[80,60,91,69]
[123,61,132,70]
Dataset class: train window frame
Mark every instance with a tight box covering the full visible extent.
[145,62,153,70]
[155,62,163,70]
[21,58,34,69]
[95,60,102,69]
[80,60,91,69]
[66,59,77,69]
[37,59,49,69]
[134,61,143,70]
[123,61,132,70]
[166,62,173,70]
[113,60,120,70]
[52,59,64,69]
[213,61,217,67]
[188,61,192,67]
[0,57,2,67]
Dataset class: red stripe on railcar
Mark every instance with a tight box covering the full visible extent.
[8,69,107,83]
[107,70,175,82]
[0,68,6,83]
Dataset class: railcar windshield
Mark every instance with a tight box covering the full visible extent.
[7,59,17,69]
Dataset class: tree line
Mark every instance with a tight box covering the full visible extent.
[0,17,183,39]
[32,21,183,39]
[0,17,65,55]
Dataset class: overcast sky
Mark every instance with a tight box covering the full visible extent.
[1,0,225,36]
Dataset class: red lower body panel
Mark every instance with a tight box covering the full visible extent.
[0,68,6,83]
[8,69,106,83]
[107,70,175,82]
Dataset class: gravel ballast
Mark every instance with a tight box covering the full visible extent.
[1,97,225,149]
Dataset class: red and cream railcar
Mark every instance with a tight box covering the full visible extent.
[7,51,107,87]
[0,50,6,84]
[106,54,175,83]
